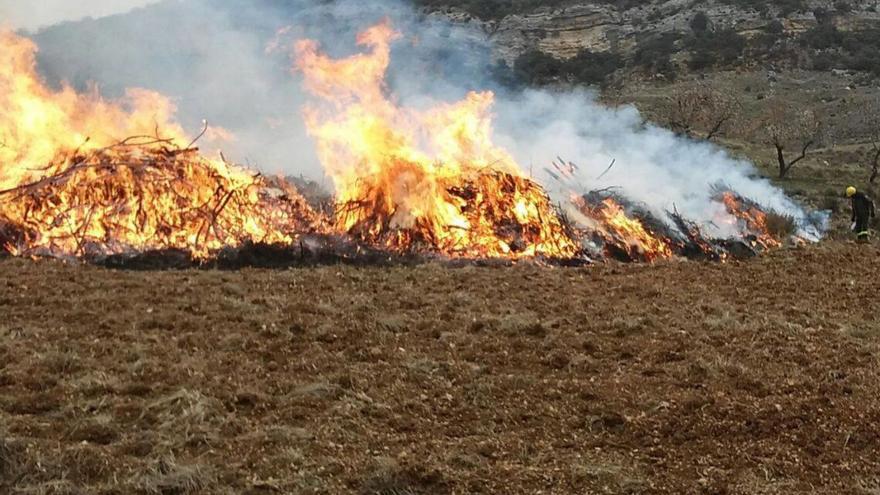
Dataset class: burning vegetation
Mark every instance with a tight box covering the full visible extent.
[0,31,323,261]
[0,140,324,260]
[572,196,674,263]
[716,188,786,250]
[294,21,578,260]
[568,186,796,263]
[0,26,806,267]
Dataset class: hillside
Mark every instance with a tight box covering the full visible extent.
[418,0,880,70]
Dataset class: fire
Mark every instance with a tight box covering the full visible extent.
[0,31,321,259]
[0,26,793,265]
[573,196,673,262]
[0,31,188,191]
[719,192,782,249]
[293,20,579,259]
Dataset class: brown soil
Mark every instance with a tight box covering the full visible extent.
[1,242,879,494]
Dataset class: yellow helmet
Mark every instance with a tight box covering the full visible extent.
[846,186,857,198]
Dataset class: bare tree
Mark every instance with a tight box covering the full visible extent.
[754,100,821,179]
[665,83,741,141]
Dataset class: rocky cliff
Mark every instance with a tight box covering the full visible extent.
[432,0,880,63]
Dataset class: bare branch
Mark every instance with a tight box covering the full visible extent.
[187,120,210,149]
[596,158,616,180]
[756,99,820,179]
[787,140,815,169]
[664,82,741,141]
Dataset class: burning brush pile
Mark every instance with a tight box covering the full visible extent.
[0,26,808,268]
[0,31,325,264]
[293,22,580,261]
[570,187,792,263]
[0,138,325,260]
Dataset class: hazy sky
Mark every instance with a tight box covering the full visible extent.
[0,0,161,31]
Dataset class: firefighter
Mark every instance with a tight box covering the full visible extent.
[846,186,875,243]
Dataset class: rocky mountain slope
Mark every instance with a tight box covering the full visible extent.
[424,0,880,64]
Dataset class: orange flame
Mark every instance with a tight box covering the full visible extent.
[0,27,788,264]
[294,20,578,259]
[575,197,672,262]
[0,31,321,258]
[0,31,187,191]
[720,192,781,249]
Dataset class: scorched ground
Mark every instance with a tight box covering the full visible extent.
[1,241,879,494]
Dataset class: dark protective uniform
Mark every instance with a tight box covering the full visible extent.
[851,191,876,242]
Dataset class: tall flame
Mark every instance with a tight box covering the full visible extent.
[0,31,187,191]
[294,20,578,259]
[0,31,321,259]
[0,26,791,264]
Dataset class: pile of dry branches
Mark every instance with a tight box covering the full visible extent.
[0,137,325,259]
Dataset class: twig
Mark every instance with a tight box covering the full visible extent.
[0,133,198,198]
[543,167,563,183]
[116,135,176,147]
[187,120,210,149]
[73,204,98,256]
[596,158,616,180]
[197,183,244,245]
[587,186,621,196]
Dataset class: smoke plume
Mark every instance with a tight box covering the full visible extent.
[24,0,825,239]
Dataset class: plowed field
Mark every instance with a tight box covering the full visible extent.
[1,242,879,494]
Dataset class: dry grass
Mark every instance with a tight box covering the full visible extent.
[0,434,19,480]
[138,456,216,495]
[765,211,798,239]
[1,242,880,493]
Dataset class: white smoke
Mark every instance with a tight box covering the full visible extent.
[492,89,827,239]
[23,0,825,239]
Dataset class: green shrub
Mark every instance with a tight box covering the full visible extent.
[686,29,747,69]
[801,23,842,49]
[566,50,622,85]
[800,27,880,76]
[512,49,564,85]
[689,50,717,70]
[690,11,710,33]
[820,195,841,213]
[510,48,622,87]
[633,33,680,78]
